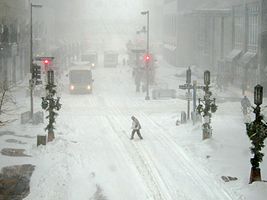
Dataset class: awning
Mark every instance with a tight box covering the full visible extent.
[225,49,242,62]
[163,43,176,51]
[239,52,257,65]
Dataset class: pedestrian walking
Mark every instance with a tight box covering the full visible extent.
[130,116,143,140]
[241,96,251,115]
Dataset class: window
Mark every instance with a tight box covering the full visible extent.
[234,6,244,49]
[247,3,259,52]
[197,17,209,56]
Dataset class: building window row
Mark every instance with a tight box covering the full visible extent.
[247,3,260,52]
[163,15,177,37]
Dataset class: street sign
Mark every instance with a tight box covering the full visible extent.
[186,92,192,99]
[179,84,193,90]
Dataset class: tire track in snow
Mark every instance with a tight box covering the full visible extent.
[97,96,188,200]
[106,112,174,200]
[118,117,185,199]
[60,85,235,199]
[105,104,236,199]
[110,113,188,200]
[139,112,237,200]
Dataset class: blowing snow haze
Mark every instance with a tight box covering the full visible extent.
[1,0,267,200]
[45,0,145,50]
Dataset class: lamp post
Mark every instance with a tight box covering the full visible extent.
[42,70,61,142]
[30,3,42,119]
[246,84,267,183]
[197,70,217,140]
[141,10,150,100]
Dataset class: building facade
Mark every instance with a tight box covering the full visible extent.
[0,0,30,87]
[223,0,267,93]
[162,0,267,93]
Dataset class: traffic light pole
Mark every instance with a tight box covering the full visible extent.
[141,10,150,100]
[146,11,150,100]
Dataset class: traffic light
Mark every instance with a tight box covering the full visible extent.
[32,64,41,81]
[43,59,50,65]
[144,54,150,62]
[43,59,51,71]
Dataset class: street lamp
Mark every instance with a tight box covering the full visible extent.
[30,3,42,119]
[204,70,210,85]
[254,84,263,106]
[197,70,217,140]
[246,84,267,184]
[42,70,61,142]
[141,10,150,100]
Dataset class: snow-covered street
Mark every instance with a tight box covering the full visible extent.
[1,0,267,199]
[0,60,267,199]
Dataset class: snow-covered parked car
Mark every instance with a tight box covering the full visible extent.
[152,83,176,99]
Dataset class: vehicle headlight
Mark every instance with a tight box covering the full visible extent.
[87,85,91,90]
[91,63,95,67]
[70,85,75,90]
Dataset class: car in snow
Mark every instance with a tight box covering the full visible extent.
[81,51,98,68]
[68,67,93,94]
[152,83,176,99]
[104,51,118,67]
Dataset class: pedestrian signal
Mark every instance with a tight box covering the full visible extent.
[32,64,42,84]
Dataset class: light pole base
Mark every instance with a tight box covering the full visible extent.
[145,96,150,100]
[249,167,262,184]
[47,132,55,142]
[202,128,212,140]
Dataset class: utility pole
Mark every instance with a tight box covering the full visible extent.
[29,3,42,119]
[141,10,150,100]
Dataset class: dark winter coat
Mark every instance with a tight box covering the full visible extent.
[131,118,141,130]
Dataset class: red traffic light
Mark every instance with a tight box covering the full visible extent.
[43,59,50,65]
[144,54,150,62]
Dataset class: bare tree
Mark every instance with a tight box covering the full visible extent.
[0,81,17,125]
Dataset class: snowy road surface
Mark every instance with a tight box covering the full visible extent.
[24,64,240,200]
